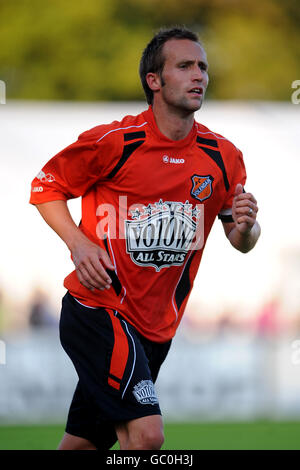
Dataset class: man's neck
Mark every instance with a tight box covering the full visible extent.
[152,102,195,141]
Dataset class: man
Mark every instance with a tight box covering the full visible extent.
[30,27,260,450]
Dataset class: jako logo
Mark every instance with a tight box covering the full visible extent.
[163,155,185,164]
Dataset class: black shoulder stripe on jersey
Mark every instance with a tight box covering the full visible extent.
[175,251,197,312]
[218,213,234,223]
[124,131,146,141]
[198,146,230,191]
[107,140,145,179]
[103,236,122,296]
[196,136,218,148]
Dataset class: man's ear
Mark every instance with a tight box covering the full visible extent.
[146,72,162,93]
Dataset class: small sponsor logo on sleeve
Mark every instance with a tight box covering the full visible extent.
[36,171,55,183]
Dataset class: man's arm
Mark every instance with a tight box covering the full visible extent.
[222,183,261,253]
[35,200,114,291]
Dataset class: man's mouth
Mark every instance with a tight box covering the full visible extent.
[188,88,203,96]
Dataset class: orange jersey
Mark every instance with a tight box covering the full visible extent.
[30,106,246,342]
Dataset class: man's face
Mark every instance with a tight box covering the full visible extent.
[151,39,209,114]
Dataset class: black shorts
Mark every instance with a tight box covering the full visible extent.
[59,292,172,449]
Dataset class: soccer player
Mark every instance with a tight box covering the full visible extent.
[30,27,260,450]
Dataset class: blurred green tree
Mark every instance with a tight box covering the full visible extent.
[0,0,299,100]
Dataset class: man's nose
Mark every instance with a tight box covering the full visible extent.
[192,66,204,81]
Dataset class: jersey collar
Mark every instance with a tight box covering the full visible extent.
[142,106,197,148]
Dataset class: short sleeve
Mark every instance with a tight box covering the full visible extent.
[29,126,120,205]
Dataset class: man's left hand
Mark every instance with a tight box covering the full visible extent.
[232,183,259,234]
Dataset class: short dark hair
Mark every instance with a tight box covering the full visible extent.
[139,26,201,105]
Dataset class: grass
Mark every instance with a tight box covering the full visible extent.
[0,421,300,450]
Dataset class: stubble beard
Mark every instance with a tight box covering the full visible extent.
[160,73,205,117]
[164,92,203,117]
[161,77,204,117]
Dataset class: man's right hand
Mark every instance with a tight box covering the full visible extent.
[35,200,115,292]
[71,237,114,291]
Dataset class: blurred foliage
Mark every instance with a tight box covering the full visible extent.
[0,0,299,100]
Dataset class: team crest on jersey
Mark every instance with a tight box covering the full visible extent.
[190,174,214,202]
[125,199,202,271]
[133,380,158,405]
